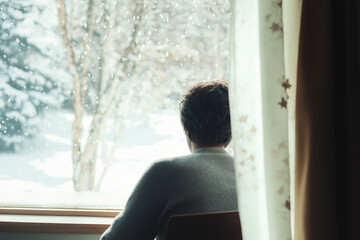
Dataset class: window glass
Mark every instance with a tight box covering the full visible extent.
[0,0,230,208]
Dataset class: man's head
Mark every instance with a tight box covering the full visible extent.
[179,80,231,148]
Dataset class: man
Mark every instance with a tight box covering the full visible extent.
[101,80,238,240]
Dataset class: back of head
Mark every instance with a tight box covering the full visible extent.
[179,80,231,147]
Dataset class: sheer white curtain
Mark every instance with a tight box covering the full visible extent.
[229,0,302,239]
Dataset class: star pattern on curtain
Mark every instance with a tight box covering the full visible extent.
[278,97,288,109]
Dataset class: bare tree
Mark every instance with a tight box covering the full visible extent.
[56,0,144,191]
[55,0,230,192]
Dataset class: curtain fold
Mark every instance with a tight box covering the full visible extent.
[229,0,302,239]
[282,1,302,237]
[295,0,360,239]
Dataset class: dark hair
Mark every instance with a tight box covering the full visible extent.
[179,80,232,147]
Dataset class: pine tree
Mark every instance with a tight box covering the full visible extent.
[0,0,69,151]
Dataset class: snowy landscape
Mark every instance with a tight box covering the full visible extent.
[0,0,230,208]
[0,108,189,208]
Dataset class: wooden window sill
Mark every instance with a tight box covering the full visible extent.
[0,208,120,234]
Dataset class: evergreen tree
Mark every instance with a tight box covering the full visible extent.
[0,0,69,151]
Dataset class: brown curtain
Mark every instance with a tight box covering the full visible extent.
[295,0,360,239]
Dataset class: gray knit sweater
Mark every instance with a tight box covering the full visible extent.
[100,148,238,240]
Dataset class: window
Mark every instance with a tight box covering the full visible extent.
[0,0,230,209]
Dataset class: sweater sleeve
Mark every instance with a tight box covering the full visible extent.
[100,161,171,240]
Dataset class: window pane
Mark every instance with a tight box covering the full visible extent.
[0,0,230,208]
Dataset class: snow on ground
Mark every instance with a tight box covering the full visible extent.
[0,108,189,208]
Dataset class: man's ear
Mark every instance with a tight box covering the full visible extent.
[182,128,189,137]
[185,131,191,141]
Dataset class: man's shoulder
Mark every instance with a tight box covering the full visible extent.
[149,151,233,176]
[148,154,200,176]
[151,154,192,170]
[141,156,191,185]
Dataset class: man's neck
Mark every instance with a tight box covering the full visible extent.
[190,143,225,153]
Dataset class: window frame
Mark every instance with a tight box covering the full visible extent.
[0,208,120,234]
